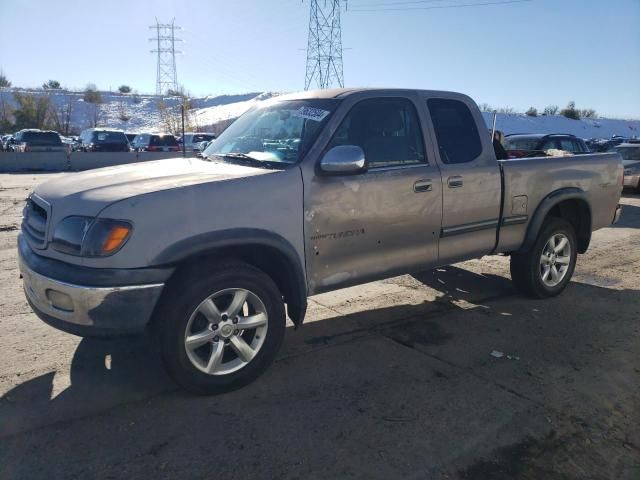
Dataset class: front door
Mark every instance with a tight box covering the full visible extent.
[425,97,502,264]
[304,96,443,294]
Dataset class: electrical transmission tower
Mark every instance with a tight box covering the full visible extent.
[149,18,182,95]
[304,1,346,90]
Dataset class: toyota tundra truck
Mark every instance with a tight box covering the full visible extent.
[18,89,623,394]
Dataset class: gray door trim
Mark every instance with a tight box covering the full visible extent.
[441,219,499,238]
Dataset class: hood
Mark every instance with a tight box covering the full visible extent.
[623,159,640,168]
[35,157,278,206]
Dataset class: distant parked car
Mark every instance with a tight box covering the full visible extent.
[181,132,216,152]
[616,143,640,193]
[125,133,138,144]
[503,134,590,158]
[13,130,67,153]
[195,140,212,157]
[131,133,180,152]
[1,135,14,151]
[78,128,130,152]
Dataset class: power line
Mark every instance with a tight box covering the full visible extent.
[350,0,455,6]
[304,0,347,90]
[149,18,182,96]
[349,0,531,12]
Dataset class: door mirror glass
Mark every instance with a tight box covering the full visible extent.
[319,145,367,175]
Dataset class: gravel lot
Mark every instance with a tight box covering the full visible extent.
[0,173,639,480]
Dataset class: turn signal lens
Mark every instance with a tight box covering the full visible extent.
[81,219,133,257]
[102,225,131,253]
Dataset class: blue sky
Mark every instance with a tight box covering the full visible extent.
[0,0,638,118]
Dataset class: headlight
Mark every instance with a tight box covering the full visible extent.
[51,216,132,257]
[51,216,92,255]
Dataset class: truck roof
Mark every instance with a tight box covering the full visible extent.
[276,88,470,101]
[506,133,579,139]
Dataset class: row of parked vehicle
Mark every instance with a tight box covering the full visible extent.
[0,129,217,154]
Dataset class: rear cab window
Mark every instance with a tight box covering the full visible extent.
[504,137,541,151]
[92,131,128,143]
[427,98,482,164]
[151,135,179,146]
[21,131,62,146]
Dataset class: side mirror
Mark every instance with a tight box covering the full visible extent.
[319,145,367,175]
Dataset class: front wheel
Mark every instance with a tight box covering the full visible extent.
[155,261,286,394]
[510,217,578,299]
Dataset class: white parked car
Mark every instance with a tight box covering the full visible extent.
[182,133,216,152]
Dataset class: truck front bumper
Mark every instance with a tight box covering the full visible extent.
[18,235,170,337]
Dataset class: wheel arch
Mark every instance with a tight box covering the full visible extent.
[519,188,592,254]
[153,229,308,326]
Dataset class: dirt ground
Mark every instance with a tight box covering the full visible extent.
[0,173,638,480]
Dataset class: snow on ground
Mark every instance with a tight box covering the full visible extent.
[1,87,637,139]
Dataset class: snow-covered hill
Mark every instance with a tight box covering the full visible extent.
[0,88,267,133]
[1,87,638,139]
[483,112,639,139]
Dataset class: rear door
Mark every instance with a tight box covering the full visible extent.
[304,95,443,293]
[425,96,501,264]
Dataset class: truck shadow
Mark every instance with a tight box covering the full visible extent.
[1,265,637,442]
[614,202,640,228]
[0,266,639,478]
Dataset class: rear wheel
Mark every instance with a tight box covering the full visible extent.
[510,217,577,298]
[155,261,286,394]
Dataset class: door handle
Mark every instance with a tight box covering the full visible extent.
[414,179,433,193]
[447,176,463,188]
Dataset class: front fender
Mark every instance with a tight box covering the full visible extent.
[153,228,308,325]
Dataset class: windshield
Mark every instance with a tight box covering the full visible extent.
[204,99,339,165]
[616,146,640,160]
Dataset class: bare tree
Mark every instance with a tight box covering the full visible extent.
[543,105,559,116]
[117,99,131,122]
[12,92,53,130]
[42,80,61,90]
[83,84,103,127]
[49,92,75,135]
[156,96,197,135]
[0,96,14,131]
[0,71,11,88]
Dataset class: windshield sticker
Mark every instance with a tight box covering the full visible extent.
[292,106,330,122]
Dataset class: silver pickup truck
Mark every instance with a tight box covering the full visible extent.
[18,88,623,394]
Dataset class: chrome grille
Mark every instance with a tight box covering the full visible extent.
[22,195,50,249]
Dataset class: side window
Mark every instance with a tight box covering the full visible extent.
[427,98,482,164]
[559,138,575,152]
[540,139,556,150]
[328,98,426,169]
[573,139,585,153]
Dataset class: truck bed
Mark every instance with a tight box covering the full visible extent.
[496,152,622,253]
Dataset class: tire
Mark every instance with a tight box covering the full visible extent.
[510,217,578,299]
[154,260,286,395]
